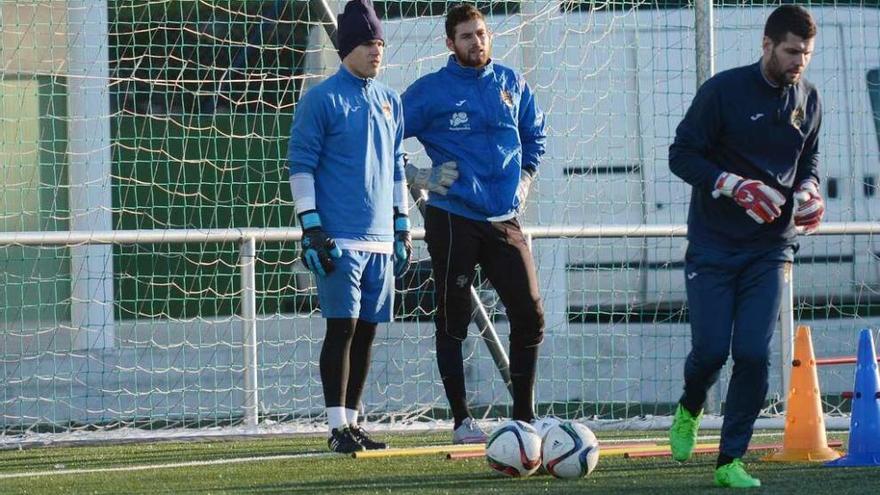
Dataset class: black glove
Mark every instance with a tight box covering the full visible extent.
[298,210,342,277]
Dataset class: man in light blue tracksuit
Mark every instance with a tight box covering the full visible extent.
[402,4,547,444]
[287,0,411,454]
[668,5,825,488]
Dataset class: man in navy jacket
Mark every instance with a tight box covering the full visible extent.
[668,5,824,488]
[402,4,547,444]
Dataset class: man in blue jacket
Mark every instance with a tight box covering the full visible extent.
[402,4,547,444]
[287,0,411,454]
[668,5,824,488]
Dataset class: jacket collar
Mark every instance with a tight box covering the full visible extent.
[445,54,494,79]
[753,60,780,89]
[337,64,374,88]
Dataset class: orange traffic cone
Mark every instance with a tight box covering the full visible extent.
[764,325,841,462]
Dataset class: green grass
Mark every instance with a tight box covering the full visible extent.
[0,430,878,494]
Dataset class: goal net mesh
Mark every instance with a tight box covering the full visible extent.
[0,0,878,440]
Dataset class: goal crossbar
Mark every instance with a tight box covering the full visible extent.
[2,222,878,246]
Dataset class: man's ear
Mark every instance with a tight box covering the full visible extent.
[761,35,774,57]
[446,37,454,52]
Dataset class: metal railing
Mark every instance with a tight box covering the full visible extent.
[1,222,879,426]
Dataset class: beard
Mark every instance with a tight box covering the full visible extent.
[453,43,490,68]
[765,51,801,86]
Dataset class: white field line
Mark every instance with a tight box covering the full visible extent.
[0,431,828,481]
[0,451,335,480]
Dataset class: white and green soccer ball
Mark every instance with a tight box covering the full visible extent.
[532,416,562,440]
[541,420,600,479]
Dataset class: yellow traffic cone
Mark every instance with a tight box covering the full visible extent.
[764,325,841,462]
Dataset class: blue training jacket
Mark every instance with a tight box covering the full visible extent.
[288,65,405,242]
[402,55,546,220]
[669,61,821,250]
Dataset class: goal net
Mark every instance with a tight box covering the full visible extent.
[1,0,878,442]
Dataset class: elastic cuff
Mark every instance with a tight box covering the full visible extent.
[712,172,743,199]
[298,210,321,230]
[393,208,410,232]
[797,177,819,191]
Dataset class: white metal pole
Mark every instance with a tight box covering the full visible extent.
[778,263,795,412]
[695,0,715,88]
[472,287,513,394]
[5,222,880,246]
[310,0,338,44]
[67,0,115,350]
[519,0,539,78]
[694,0,723,412]
[519,1,568,391]
[240,236,259,428]
[302,0,342,92]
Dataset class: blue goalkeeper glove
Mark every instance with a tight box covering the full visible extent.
[393,208,412,277]
[298,210,342,277]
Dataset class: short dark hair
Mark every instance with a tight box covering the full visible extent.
[764,5,817,44]
[445,4,485,40]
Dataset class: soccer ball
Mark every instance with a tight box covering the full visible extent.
[532,416,562,440]
[531,416,563,475]
[541,421,600,479]
[485,420,542,477]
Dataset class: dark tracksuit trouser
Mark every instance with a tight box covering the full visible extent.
[424,206,544,422]
[680,241,794,459]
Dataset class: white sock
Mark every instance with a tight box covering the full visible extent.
[327,407,347,433]
[345,408,359,427]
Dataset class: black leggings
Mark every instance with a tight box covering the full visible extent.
[424,206,544,423]
[320,318,377,411]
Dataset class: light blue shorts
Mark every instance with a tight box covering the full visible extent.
[315,250,394,322]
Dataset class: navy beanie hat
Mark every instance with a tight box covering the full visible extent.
[337,0,384,61]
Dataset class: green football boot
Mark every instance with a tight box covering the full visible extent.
[669,403,703,462]
[714,459,761,488]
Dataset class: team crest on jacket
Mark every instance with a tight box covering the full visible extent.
[790,107,805,129]
[382,102,393,121]
[500,89,514,108]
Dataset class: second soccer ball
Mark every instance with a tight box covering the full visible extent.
[541,421,600,479]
